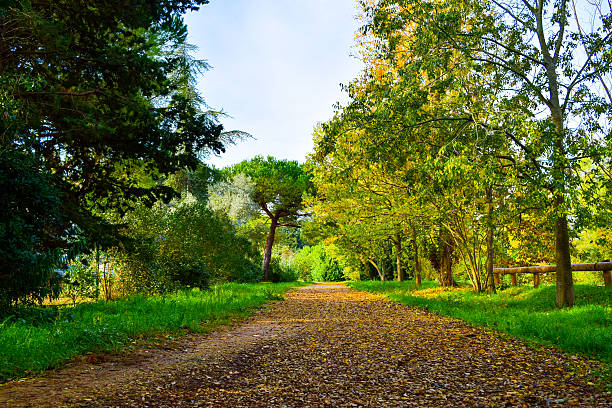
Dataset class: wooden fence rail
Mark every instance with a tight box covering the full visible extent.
[492,262,612,288]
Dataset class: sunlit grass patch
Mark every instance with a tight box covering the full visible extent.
[411,286,468,299]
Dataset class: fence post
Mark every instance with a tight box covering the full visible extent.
[533,273,540,288]
[511,273,517,286]
[494,273,500,285]
[604,270,611,288]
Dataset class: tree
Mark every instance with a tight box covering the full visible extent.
[229,156,313,281]
[292,243,345,282]
[116,200,258,292]
[0,149,64,310]
[1,0,223,254]
[208,173,260,223]
[0,0,231,307]
[310,67,500,289]
[366,0,612,307]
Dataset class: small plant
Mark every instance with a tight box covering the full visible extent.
[63,261,99,306]
[264,288,285,301]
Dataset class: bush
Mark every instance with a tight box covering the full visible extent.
[63,261,99,305]
[268,257,298,282]
[292,243,344,282]
[292,246,315,281]
[165,260,210,289]
[111,200,259,293]
[233,260,263,283]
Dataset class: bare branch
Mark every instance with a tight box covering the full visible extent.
[553,0,568,61]
[470,56,551,108]
[490,0,534,29]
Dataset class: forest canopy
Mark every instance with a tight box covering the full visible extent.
[0,0,228,308]
[1,0,610,313]
[306,0,612,306]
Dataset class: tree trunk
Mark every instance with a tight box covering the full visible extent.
[95,244,100,300]
[394,233,404,282]
[261,216,279,282]
[368,260,383,281]
[380,256,387,281]
[549,109,574,307]
[485,186,496,293]
[102,258,112,301]
[536,8,574,306]
[413,237,422,288]
[555,212,574,306]
[550,103,574,307]
[438,240,457,287]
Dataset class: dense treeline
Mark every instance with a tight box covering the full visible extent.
[0,0,236,311]
[2,0,610,314]
[306,0,611,306]
[0,1,317,313]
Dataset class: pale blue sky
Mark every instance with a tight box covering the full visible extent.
[184,0,363,167]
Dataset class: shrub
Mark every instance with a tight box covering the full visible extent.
[111,200,258,293]
[63,261,99,305]
[292,243,344,282]
[232,261,263,283]
[268,257,298,282]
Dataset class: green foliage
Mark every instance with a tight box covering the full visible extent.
[309,0,611,304]
[229,156,314,217]
[0,282,303,381]
[113,199,258,293]
[166,164,224,202]
[292,244,345,282]
[208,173,259,223]
[574,227,612,264]
[233,261,263,283]
[291,247,315,281]
[0,150,65,311]
[63,261,99,306]
[0,0,237,313]
[226,156,314,281]
[267,257,298,283]
[350,281,612,364]
[1,0,225,259]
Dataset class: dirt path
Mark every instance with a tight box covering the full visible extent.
[1,283,609,407]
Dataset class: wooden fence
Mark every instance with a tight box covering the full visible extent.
[493,262,612,288]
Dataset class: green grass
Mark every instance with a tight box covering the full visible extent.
[0,282,303,381]
[348,281,612,364]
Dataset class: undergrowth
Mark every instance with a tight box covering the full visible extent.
[0,282,302,381]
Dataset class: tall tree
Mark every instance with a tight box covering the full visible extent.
[0,150,65,310]
[365,0,612,306]
[1,0,223,242]
[230,156,313,281]
[0,0,226,307]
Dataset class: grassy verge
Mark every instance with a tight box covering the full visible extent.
[0,282,304,381]
[348,281,611,378]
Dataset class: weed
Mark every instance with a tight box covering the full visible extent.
[264,288,285,301]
